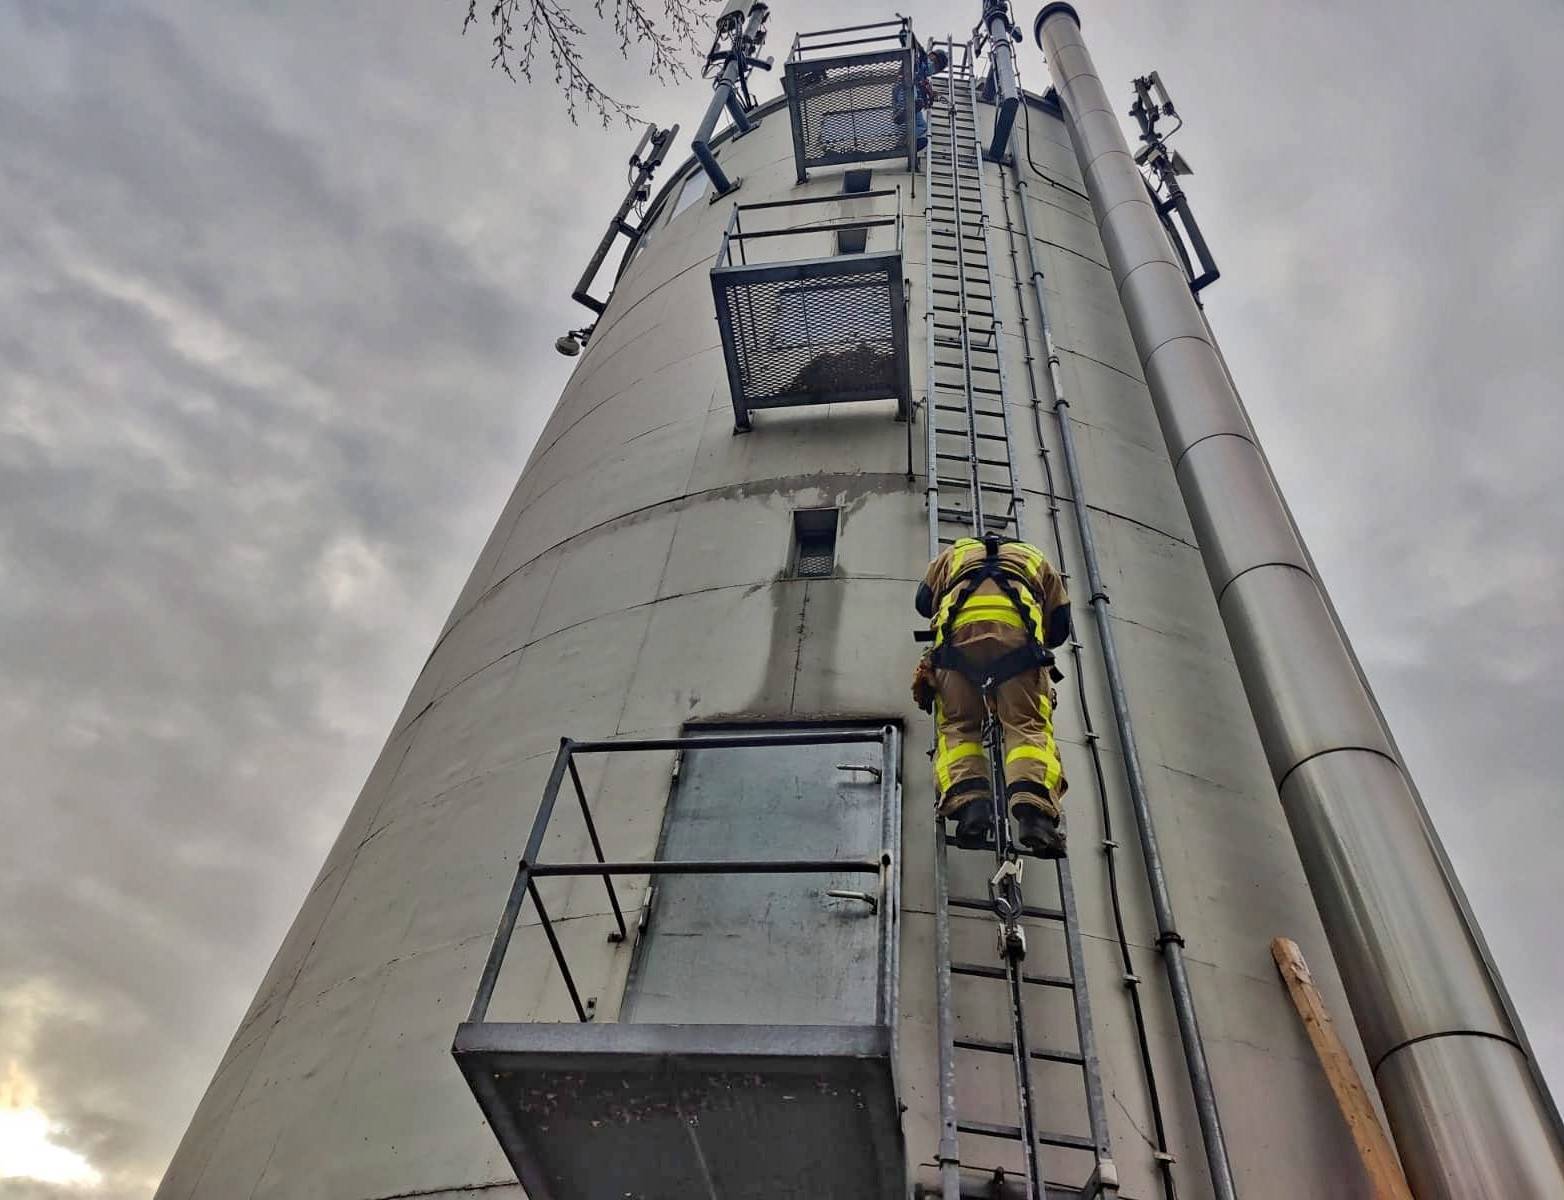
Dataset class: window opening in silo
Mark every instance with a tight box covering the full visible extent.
[836,169,873,257]
[669,170,708,222]
[793,508,838,578]
[842,169,874,195]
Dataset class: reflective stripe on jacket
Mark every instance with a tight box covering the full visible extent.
[923,537,1065,647]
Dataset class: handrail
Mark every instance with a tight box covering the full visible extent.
[789,18,909,64]
[466,727,899,1026]
[714,188,904,270]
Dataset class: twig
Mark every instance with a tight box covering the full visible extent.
[464,0,705,125]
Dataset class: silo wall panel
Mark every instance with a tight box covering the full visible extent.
[159,85,1379,1200]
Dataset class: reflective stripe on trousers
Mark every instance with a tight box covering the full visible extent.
[932,693,986,797]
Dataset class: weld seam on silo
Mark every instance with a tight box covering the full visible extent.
[1005,95,1239,1200]
[1373,1029,1522,1075]
[1171,429,1247,472]
[1273,745,1400,793]
[1215,560,1313,606]
[1036,5,1564,1195]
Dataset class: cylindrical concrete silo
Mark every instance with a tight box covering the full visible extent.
[155,6,1561,1200]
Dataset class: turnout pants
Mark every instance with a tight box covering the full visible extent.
[932,629,1067,820]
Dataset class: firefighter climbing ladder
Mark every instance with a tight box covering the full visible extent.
[921,38,1118,1200]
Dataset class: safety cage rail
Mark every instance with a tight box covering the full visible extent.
[712,190,912,430]
[464,726,901,1025]
[454,726,907,1200]
[785,18,918,181]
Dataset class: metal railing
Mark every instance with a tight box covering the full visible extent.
[785,18,917,181]
[466,727,901,1027]
[711,189,911,430]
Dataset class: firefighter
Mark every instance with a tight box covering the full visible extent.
[910,533,1072,856]
[894,44,949,150]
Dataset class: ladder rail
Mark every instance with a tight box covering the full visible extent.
[965,58,1025,537]
[924,91,941,563]
[924,31,1121,1200]
[943,38,986,538]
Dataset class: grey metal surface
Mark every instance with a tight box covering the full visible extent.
[453,1021,905,1200]
[1036,5,1564,1194]
[1373,1035,1564,1200]
[623,737,890,1026]
[1277,750,1510,1058]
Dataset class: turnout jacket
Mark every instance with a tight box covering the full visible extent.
[916,537,1072,651]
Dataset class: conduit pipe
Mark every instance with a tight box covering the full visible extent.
[1034,5,1564,1196]
[1003,85,1237,1200]
[981,1,1022,160]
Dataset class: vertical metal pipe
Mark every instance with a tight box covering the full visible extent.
[983,1,1022,158]
[1034,5,1564,1196]
[691,6,768,196]
[1002,57,1237,1200]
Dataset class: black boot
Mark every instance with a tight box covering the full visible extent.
[1014,807,1066,858]
[952,798,996,849]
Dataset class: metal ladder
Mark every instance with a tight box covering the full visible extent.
[922,38,1118,1200]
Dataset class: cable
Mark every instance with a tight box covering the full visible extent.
[1014,57,1092,203]
[995,115,1180,1200]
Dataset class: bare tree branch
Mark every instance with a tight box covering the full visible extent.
[463,0,706,126]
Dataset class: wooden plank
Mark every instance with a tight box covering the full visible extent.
[1271,937,1416,1200]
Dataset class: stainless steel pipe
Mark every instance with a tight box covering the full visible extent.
[1033,5,1564,1196]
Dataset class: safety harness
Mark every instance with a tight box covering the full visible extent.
[930,532,1056,690]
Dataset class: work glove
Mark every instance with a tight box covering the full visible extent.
[911,654,937,714]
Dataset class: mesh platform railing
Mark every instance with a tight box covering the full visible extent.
[711,190,911,431]
[785,19,918,181]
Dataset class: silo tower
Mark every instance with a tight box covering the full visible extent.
[156,4,1564,1200]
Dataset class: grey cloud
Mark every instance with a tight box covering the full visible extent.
[2,0,1561,1196]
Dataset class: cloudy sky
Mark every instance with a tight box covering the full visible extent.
[2,0,1561,1195]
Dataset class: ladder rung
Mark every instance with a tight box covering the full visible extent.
[950,961,1075,989]
[1038,1130,1097,1152]
[931,404,1004,418]
[955,1036,1014,1055]
[957,1119,1023,1142]
[1033,1047,1087,1066]
[936,452,1013,468]
[948,896,1065,923]
[932,365,1001,381]
[935,478,1016,495]
[955,1037,1086,1068]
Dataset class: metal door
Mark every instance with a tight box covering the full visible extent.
[623,729,896,1025]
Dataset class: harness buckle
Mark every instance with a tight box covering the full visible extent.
[990,857,1024,891]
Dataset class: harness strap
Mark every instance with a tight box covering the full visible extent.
[931,537,1054,689]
